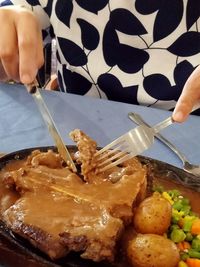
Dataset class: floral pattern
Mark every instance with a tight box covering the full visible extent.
[1,0,200,110]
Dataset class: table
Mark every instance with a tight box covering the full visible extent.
[0,82,200,267]
[0,82,200,169]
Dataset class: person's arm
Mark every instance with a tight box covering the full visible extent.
[173,65,200,122]
[0,0,51,84]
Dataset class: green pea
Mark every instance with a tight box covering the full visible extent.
[170,229,186,243]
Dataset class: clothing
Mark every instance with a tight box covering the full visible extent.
[1,0,200,110]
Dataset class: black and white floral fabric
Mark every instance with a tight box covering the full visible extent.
[1,0,200,110]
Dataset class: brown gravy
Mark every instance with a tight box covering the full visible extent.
[0,152,200,267]
[153,177,200,214]
[0,150,147,265]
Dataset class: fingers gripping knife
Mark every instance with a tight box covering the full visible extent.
[26,82,77,173]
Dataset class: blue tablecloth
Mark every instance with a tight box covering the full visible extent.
[0,82,200,267]
[0,82,200,169]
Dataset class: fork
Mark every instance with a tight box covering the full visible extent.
[95,115,173,172]
[128,112,200,177]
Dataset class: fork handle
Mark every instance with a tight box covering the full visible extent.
[128,112,188,164]
[153,103,200,133]
[153,116,173,133]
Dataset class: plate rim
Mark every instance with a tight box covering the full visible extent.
[0,145,199,267]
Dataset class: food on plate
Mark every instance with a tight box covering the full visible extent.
[69,129,98,181]
[1,129,200,267]
[161,189,200,267]
[127,233,180,267]
[133,192,172,235]
[126,186,200,267]
[0,129,147,262]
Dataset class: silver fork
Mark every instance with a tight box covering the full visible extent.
[128,112,200,177]
[95,115,173,172]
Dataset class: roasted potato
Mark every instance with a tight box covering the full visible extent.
[127,234,180,267]
[133,192,172,234]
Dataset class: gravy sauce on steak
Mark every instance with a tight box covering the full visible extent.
[0,130,147,263]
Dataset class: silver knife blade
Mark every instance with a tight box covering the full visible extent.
[26,84,77,172]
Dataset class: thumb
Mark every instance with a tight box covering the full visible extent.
[173,66,200,122]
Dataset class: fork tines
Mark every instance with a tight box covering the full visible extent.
[95,137,134,172]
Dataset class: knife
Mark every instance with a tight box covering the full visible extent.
[26,82,77,173]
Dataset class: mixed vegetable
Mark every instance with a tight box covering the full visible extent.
[156,186,200,267]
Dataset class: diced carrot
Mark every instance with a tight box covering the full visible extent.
[179,218,185,228]
[183,241,191,250]
[191,219,200,235]
[186,258,200,267]
[177,242,184,250]
[177,241,191,251]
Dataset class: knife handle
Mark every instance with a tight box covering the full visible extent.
[25,80,38,94]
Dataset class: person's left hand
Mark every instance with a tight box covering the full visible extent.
[173,65,200,122]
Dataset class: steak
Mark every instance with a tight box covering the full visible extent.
[0,131,147,262]
[3,192,123,261]
[69,129,98,182]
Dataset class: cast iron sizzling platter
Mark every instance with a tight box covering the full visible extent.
[0,146,200,267]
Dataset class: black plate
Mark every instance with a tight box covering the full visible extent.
[0,146,200,267]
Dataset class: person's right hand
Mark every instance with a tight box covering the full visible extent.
[0,6,44,84]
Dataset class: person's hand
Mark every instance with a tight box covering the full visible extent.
[173,65,200,122]
[0,60,7,81]
[0,6,44,84]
